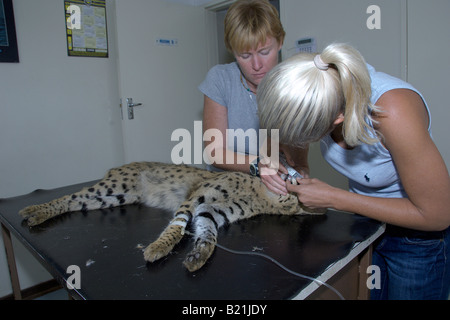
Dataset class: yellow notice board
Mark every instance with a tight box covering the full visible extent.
[65,0,108,58]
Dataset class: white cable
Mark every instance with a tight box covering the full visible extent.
[215,243,345,300]
[183,229,345,300]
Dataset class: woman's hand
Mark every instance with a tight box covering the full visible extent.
[286,178,339,209]
[260,163,288,195]
[259,151,311,196]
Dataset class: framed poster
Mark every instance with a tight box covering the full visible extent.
[0,0,19,62]
[65,0,108,58]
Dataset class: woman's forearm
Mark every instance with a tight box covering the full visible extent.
[329,186,449,231]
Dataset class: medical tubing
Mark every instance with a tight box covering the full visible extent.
[215,242,345,300]
[183,229,344,300]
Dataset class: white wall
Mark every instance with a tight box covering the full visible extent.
[407,0,450,170]
[281,0,406,76]
[0,0,124,198]
[0,0,123,297]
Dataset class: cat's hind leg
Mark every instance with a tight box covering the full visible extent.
[183,203,230,272]
[143,207,192,263]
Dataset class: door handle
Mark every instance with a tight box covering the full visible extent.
[126,98,143,120]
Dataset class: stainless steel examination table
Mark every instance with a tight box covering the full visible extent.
[1,180,384,300]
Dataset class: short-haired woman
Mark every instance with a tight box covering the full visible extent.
[199,0,285,172]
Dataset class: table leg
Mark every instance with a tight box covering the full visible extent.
[1,223,22,300]
[357,245,373,300]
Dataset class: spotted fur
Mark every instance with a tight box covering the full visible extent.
[19,162,324,272]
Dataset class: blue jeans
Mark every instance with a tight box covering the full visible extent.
[371,226,450,300]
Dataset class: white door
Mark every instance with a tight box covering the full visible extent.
[115,0,209,164]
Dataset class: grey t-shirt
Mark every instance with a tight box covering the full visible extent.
[198,62,260,156]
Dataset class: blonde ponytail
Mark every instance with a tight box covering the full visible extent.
[258,43,380,148]
[320,43,380,146]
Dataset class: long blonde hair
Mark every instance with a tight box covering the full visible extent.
[224,0,285,54]
[257,43,380,147]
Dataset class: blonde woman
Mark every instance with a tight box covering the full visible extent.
[199,0,285,173]
[257,43,450,299]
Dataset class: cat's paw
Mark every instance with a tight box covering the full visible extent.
[27,215,51,227]
[19,205,51,226]
[143,242,172,262]
[183,241,215,272]
[143,225,184,262]
[19,205,41,219]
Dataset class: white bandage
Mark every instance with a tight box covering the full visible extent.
[170,220,188,228]
[174,214,190,222]
[170,214,190,235]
